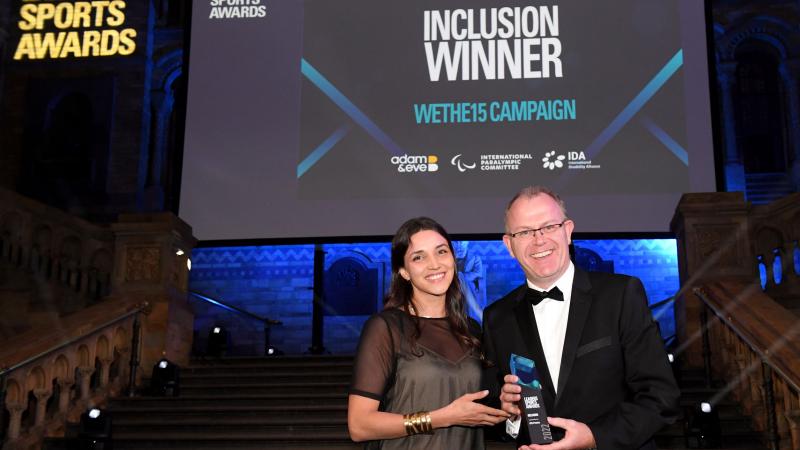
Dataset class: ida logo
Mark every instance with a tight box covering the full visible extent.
[390,154,439,173]
[569,151,586,161]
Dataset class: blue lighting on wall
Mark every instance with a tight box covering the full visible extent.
[190,238,680,355]
[773,251,783,285]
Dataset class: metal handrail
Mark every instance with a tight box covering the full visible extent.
[649,295,675,310]
[189,291,281,326]
[189,291,282,356]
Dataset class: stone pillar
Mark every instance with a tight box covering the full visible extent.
[79,265,91,298]
[57,380,74,414]
[717,62,746,193]
[670,193,757,367]
[112,213,196,371]
[98,358,113,388]
[6,403,25,440]
[77,367,94,401]
[32,388,51,427]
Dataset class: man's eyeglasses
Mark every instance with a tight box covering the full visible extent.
[507,220,570,239]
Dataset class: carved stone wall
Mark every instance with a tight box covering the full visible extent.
[671,192,799,367]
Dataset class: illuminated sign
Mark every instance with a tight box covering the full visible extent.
[14,0,137,60]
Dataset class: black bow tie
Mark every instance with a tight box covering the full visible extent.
[526,286,564,305]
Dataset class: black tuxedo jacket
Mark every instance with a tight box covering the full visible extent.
[481,268,680,450]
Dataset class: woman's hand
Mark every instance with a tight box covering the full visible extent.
[432,390,511,428]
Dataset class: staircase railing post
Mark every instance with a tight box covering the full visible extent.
[700,306,712,388]
[309,244,326,354]
[127,313,142,396]
[762,362,780,450]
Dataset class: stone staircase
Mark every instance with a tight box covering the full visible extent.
[745,172,797,204]
[655,369,767,450]
[43,356,769,449]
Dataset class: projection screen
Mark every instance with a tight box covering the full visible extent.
[180,0,716,240]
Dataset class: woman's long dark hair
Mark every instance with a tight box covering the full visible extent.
[384,217,480,355]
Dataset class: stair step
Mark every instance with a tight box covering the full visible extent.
[179,383,348,396]
[111,393,347,408]
[181,374,351,383]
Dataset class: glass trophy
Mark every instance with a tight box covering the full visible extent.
[510,353,553,444]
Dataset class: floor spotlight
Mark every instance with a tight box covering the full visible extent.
[667,352,682,385]
[685,401,721,448]
[150,358,180,397]
[78,407,112,449]
[207,325,228,357]
[265,345,284,356]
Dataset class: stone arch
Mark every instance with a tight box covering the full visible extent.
[5,379,23,405]
[58,235,82,289]
[732,38,788,174]
[717,16,796,62]
[113,327,128,351]
[31,225,53,274]
[95,335,110,360]
[25,366,46,392]
[77,344,91,367]
[53,354,70,381]
[755,226,784,255]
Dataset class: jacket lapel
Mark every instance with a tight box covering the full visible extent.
[555,267,593,407]
[512,287,557,402]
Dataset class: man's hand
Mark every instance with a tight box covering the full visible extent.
[520,417,596,450]
[500,374,522,417]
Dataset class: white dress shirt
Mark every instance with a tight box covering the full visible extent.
[507,262,575,437]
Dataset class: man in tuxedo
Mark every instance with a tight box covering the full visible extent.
[482,186,680,450]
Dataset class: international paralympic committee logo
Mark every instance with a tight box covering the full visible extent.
[450,154,477,172]
[542,151,565,170]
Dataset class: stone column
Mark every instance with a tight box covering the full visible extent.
[32,388,51,427]
[5,403,26,440]
[717,62,746,193]
[98,358,113,388]
[112,213,196,371]
[79,264,91,298]
[77,367,95,401]
[670,193,756,367]
[57,379,74,414]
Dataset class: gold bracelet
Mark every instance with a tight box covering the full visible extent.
[403,413,415,435]
[403,411,433,435]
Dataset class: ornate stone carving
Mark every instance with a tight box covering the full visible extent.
[694,225,742,270]
[126,246,161,281]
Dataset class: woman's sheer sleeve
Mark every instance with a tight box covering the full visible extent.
[349,313,396,401]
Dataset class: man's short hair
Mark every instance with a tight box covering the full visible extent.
[504,186,568,232]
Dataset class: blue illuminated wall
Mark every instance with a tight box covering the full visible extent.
[189,239,679,355]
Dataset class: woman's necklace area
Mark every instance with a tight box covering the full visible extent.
[408,302,446,319]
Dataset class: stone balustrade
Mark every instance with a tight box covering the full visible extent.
[671,192,799,367]
[0,188,115,331]
[750,194,800,307]
[696,279,800,450]
[0,298,146,449]
[0,188,197,447]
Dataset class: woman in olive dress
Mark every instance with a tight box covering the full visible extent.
[348,217,509,449]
